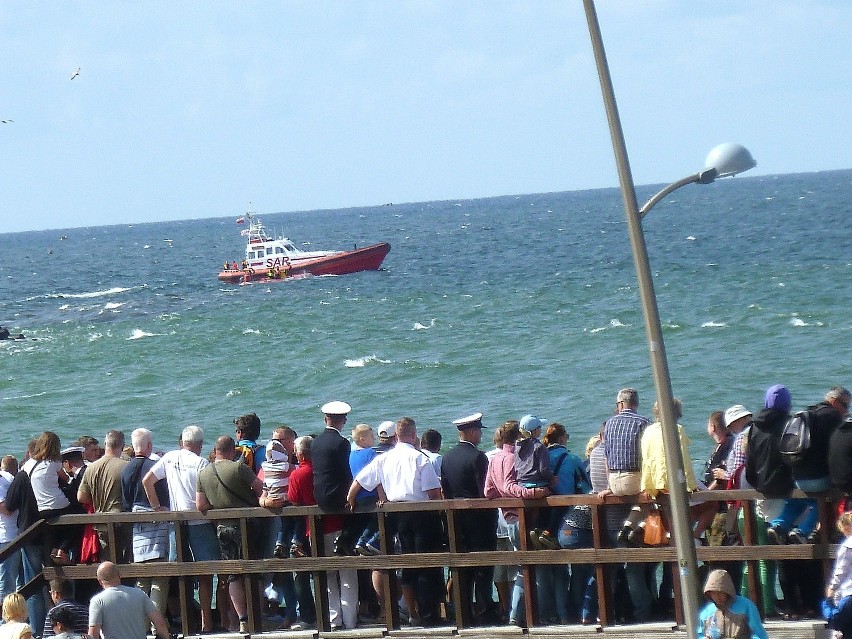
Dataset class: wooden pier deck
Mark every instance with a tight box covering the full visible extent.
[3,489,838,639]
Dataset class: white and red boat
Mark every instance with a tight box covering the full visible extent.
[218,216,390,283]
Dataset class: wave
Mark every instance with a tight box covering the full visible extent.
[2,391,48,401]
[88,332,103,342]
[242,328,260,334]
[127,329,156,340]
[790,317,823,327]
[103,302,124,310]
[413,319,436,330]
[51,286,133,299]
[701,321,727,328]
[345,355,391,368]
[590,318,629,334]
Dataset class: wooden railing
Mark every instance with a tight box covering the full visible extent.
[8,489,838,635]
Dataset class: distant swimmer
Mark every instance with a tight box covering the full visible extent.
[1,120,12,124]
[0,326,25,340]
[71,67,81,80]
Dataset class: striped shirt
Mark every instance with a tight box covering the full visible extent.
[723,428,749,482]
[603,408,649,472]
[43,599,90,638]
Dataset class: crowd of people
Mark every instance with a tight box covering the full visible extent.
[0,383,850,639]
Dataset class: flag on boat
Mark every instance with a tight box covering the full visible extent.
[236,216,245,224]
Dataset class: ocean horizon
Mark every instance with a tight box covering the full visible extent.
[1,168,850,475]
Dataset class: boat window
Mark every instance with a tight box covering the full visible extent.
[266,248,274,256]
[248,251,256,259]
[285,243,296,251]
[276,247,285,254]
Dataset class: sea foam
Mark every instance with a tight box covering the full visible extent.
[345,355,391,368]
[127,329,156,340]
[57,286,132,299]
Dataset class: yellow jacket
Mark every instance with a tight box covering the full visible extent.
[640,421,697,498]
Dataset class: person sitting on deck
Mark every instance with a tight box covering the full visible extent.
[697,568,767,639]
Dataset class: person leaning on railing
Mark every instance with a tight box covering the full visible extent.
[484,420,549,627]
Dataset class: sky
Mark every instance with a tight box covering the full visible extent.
[1,1,850,234]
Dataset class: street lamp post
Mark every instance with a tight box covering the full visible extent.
[582,3,755,637]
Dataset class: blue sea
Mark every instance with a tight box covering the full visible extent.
[1,169,850,475]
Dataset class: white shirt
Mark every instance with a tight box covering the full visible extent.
[0,470,19,543]
[356,442,440,502]
[21,458,70,511]
[147,449,208,525]
[422,450,443,478]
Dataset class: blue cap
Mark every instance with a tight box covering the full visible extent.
[519,414,547,433]
[764,384,791,412]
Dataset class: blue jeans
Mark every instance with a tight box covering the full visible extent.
[607,529,653,621]
[536,564,570,623]
[771,476,830,536]
[21,543,46,634]
[559,524,595,620]
[265,516,297,622]
[507,521,525,623]
[0,545,22,602]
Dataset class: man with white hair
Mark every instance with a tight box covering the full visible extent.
[142,425,218,634]
[120,428,169,616]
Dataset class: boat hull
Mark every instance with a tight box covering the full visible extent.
[217,242,390,283]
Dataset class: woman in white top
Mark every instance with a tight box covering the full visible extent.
[0,593,32,639]
[21,432,74,564]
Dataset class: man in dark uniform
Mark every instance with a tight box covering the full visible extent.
[312,401,356,551]
[310,400,358,629]
[440,412,499,626]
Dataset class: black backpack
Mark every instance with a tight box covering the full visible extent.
[5,468,40,531]
[745,421,793,497]
[778,411,812,467]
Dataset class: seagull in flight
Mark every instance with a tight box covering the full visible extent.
[1,120,12,124]
[71,67,80,80]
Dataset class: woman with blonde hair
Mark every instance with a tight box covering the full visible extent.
[0,592,32,639]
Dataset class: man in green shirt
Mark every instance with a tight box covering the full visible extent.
[196,435,262,633]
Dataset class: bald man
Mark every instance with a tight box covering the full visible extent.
[88,561,170,639]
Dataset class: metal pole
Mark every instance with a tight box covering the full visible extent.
[582,2,701,636]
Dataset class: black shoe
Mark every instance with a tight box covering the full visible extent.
[787,529,808,544]
[766,526,787,545]
[627,526,645,547]
[617,525,632,544]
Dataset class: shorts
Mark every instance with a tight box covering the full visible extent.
[187,522,220,562]
[608,471,641,496]
[492,536,518,583]
[216,523,241,561]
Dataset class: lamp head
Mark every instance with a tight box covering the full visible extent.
[704,143,756,179]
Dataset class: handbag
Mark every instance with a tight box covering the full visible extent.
[643,505,667,546]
